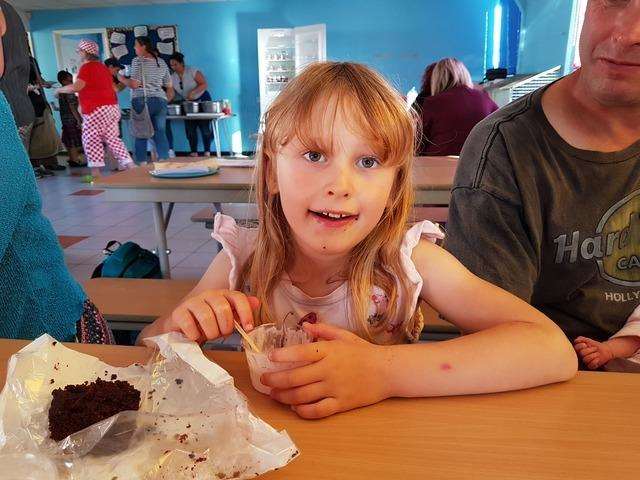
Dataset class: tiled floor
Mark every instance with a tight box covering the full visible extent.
[39,162,219,283]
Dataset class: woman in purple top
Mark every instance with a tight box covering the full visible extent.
[418,58,498,156]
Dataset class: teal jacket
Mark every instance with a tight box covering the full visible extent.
[0,91,85,340]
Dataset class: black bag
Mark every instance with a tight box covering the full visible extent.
[92,241,162,279]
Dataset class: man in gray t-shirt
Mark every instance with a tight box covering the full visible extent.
[445,0,640,343]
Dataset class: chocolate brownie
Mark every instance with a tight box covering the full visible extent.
[48,377,141,441]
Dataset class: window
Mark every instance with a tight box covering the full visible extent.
[567,0,588,72]
[486,0,522,75]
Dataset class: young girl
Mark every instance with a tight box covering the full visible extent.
[139,62,577,418]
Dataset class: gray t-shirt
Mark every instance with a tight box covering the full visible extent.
[445,85,640,341]
[130,56,171,100]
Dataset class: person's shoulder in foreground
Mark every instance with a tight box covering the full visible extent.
[450,88,543,191]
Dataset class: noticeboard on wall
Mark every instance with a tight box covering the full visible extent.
[106,24,179,66]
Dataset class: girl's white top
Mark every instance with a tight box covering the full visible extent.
[212,213,444,342]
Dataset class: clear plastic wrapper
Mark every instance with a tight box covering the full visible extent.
[243,324,312,395]
[0,333,299,479]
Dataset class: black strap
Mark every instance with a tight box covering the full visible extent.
[103,240,121,255]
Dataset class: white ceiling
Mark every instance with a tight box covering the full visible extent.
[9,0,228,11]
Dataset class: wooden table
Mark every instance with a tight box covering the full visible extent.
[1,339,637,479]
[93,156,458,278]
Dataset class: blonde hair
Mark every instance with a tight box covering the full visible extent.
[430,58,473,96]
[239,61,419,344]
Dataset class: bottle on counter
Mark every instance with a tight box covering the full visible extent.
[222,99,231,115]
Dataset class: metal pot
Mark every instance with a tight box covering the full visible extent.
[200,100,222,114]
[167,104,182,116]
[183,101,199,114]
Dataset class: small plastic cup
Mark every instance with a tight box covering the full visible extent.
[243,323,311,395]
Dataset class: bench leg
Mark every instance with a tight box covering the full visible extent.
[152,202,171,278]
[212,202,223,253]
[164,202,174,228]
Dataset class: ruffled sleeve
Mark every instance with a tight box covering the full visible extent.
[611,305,640,341]
[211,213,258,290]
[400,221,445,340]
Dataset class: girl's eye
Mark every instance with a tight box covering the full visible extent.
[303,151,326,163]
[357,156,380,169]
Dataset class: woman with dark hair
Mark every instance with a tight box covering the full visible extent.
[119,36,174,163]
[169,51,213,156]
[418,58,498,156]
[411,62,436,116]
[104,57,126,92]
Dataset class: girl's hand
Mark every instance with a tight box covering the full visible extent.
[160,290,259,343]
[129,78,142,89]
[262,323,391,419]
[573,336,614,369]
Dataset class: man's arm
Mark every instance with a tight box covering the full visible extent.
[444,123,539,302]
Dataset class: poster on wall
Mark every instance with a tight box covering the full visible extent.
[106,24,179,67]
[57,32,106,76]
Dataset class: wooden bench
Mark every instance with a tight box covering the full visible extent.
[411,206,449,224]
[191,204,258,229]
[83,278,459,343]
[419,301,459,340]
[191,207,217,229]
[83,278,196,331]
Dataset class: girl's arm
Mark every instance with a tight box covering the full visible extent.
[136,250,258,344]
[57,79,86,94]
[263,240,577,419]
[186,71,208,100]
[384,240,577,397]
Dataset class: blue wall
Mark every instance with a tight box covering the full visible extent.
[517,0,574,74]
[30,0,494,152]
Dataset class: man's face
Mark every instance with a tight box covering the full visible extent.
[579,0,640,106]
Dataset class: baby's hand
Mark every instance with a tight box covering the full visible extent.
[162,290,259,343]
[573,336,614,369]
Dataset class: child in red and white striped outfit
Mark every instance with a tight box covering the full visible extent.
[56,39,133,178]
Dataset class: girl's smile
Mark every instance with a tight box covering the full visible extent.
[308,209,359,228]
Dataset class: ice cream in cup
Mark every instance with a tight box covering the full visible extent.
[243,323,312,395]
